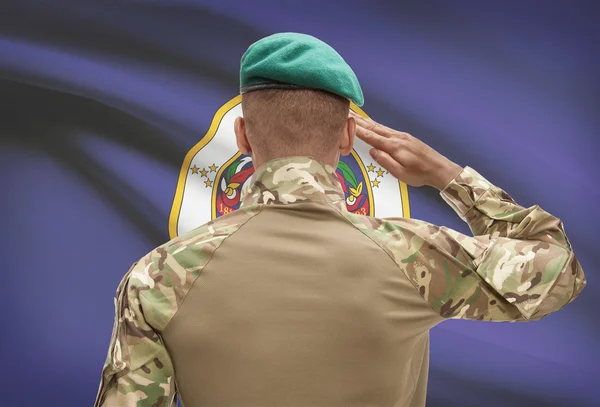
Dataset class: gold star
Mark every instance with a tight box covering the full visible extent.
[372,179,381,188]
[204,179,213,188]
[190,165,199,174]
[367,163,376,172]
[209,164,218,172]
[376,168,385,177]
[200,168,208,177]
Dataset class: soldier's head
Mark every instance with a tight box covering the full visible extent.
[234,88,356,168]
[236,33,363,168]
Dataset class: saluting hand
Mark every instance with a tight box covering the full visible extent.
[350,111,463,191]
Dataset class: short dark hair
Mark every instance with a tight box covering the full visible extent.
[241,88,350,158]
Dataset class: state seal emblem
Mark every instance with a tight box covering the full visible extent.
[169,96,411,238]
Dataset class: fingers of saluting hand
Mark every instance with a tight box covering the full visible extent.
[349,111,388,134]
[349,111,400,152]
[350,111,413,139]
[351,110,408,136]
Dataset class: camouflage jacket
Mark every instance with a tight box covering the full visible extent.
[94,156,586,406]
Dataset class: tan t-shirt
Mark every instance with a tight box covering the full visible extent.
[95,156,586,407]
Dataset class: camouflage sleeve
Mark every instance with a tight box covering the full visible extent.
[94,261,177,407]
[370,166,586,322]
[431,166,586,321]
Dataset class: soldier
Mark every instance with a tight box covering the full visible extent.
[94,33,586,407]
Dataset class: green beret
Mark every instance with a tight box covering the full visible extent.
[240,32,364,107]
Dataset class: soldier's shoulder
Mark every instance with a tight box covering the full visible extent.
[128,205,262,287]
[341,211,434,241]
[159,205,262,258]
[124,206,263,329]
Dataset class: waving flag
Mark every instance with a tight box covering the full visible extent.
[0,1,597,407]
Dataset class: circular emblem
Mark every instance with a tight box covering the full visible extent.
[169,95,410,238]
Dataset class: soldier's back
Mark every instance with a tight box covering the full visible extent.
[163,198,439,407]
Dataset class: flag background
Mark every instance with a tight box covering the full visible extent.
[0,1,598,406]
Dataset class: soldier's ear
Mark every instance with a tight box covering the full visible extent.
[339,116,356,156]
[234,117,251,154]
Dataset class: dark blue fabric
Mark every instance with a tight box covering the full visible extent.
[1,1,598,406]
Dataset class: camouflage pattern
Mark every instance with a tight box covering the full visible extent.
[94,207,262,407]
[346,165,586,321]
[439,166,585,318]
[239,156,347,211]
[96,156,586,405]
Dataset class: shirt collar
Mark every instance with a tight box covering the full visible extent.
[240,156,347,211]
